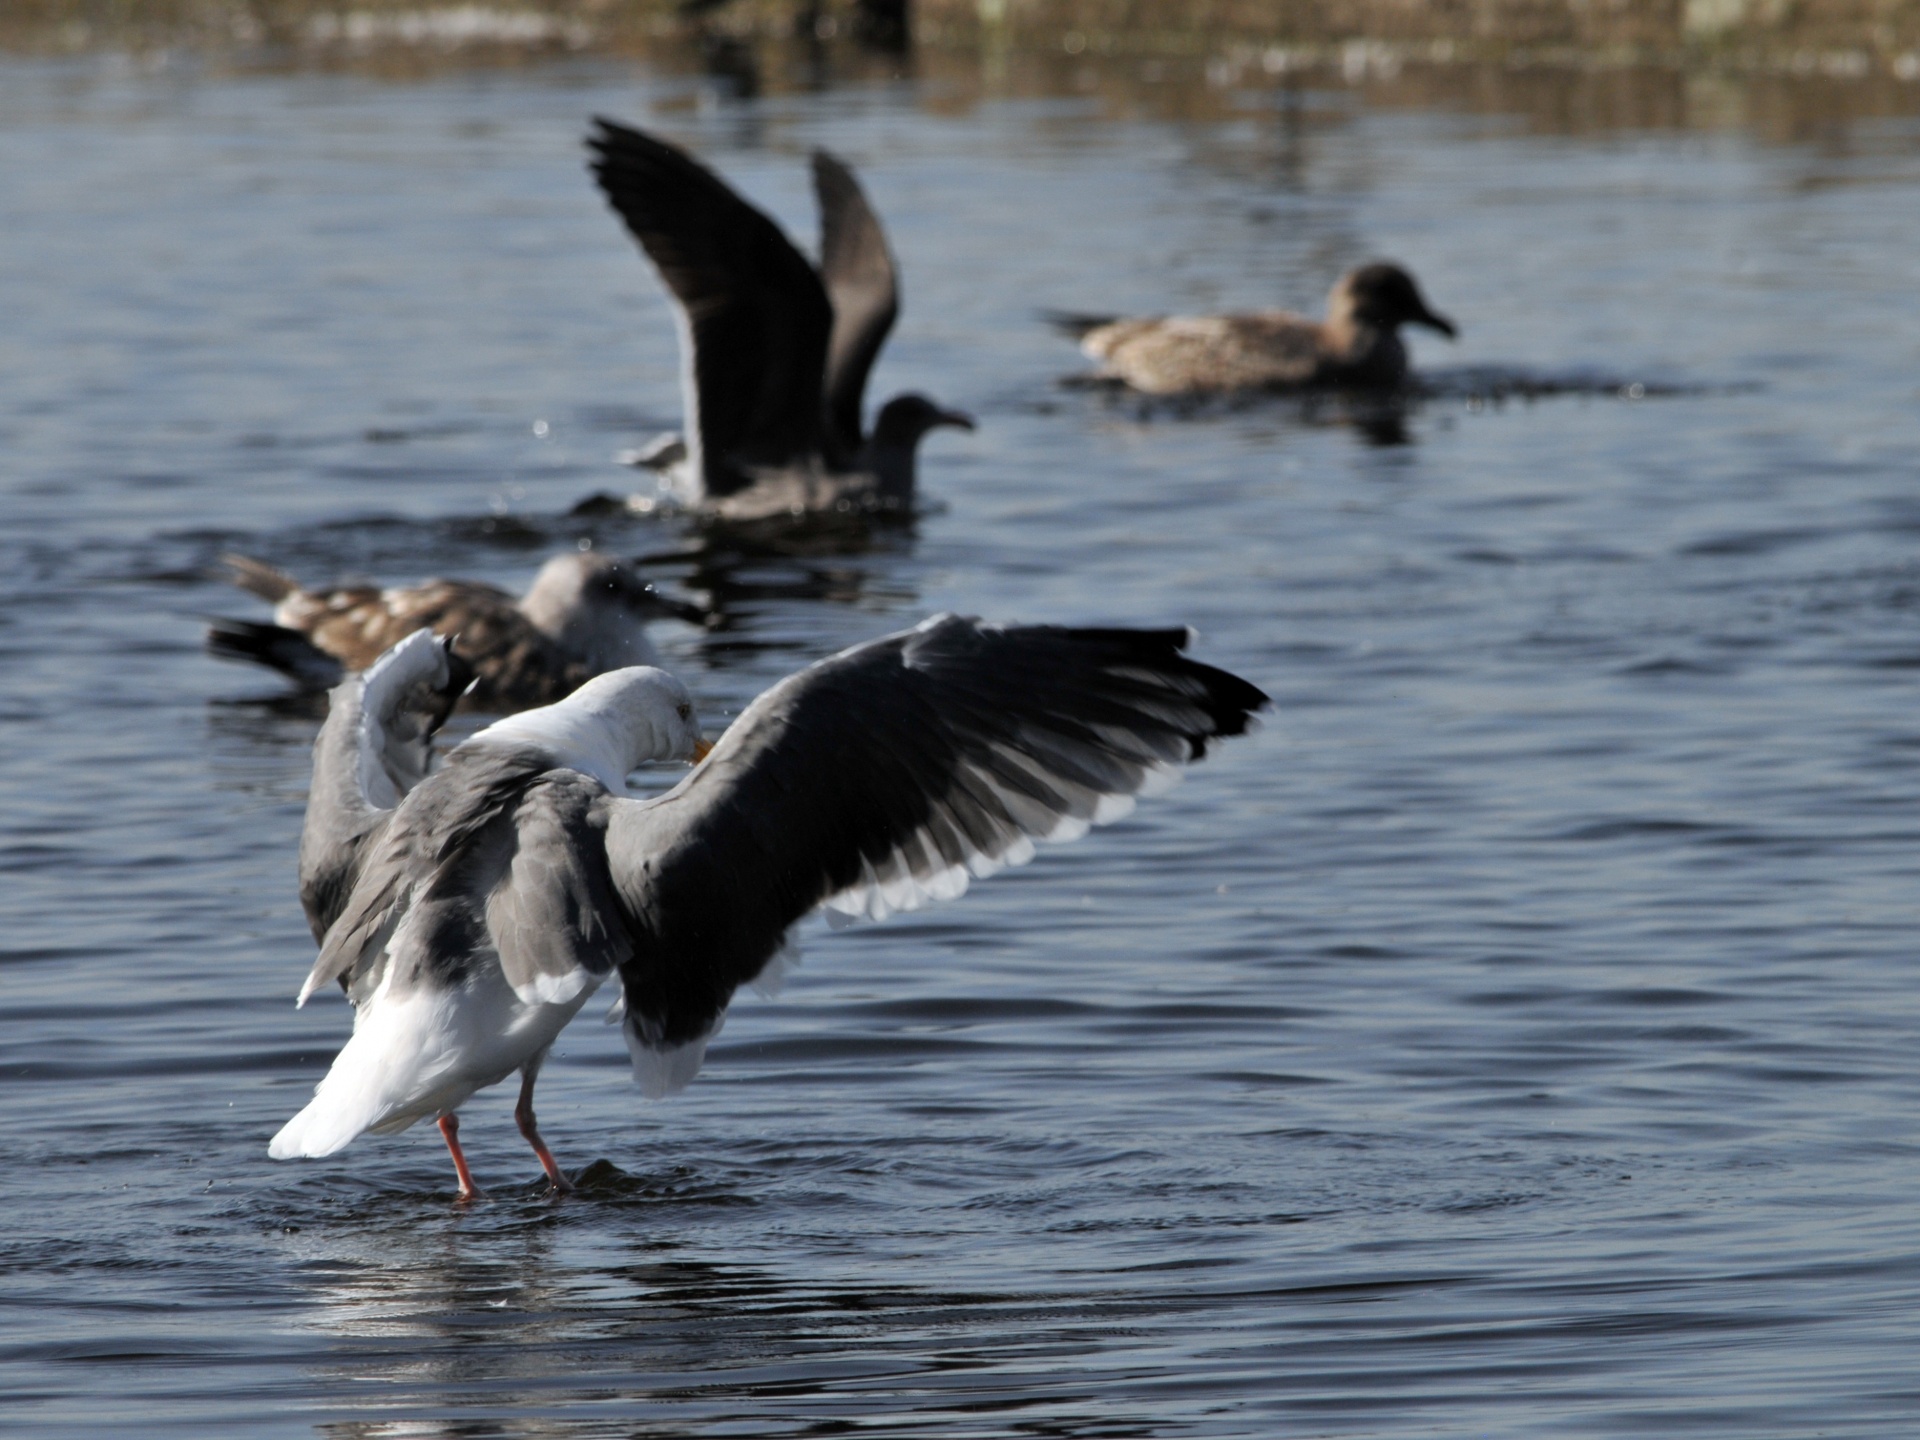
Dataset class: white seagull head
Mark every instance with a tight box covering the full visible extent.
[467,665,706,791]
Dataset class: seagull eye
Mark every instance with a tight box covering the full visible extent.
[677,703,691,720]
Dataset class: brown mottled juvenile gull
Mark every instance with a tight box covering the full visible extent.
[1066,262,1456,396]
[268,616,1268,1198]
[207,551,699,712]
[587,118,973,522]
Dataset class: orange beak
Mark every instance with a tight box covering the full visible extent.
[691,737,715,764]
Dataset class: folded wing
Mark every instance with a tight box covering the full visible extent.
[602,615,1268,1085]
[297,630,472,942]
[588,117,832,495]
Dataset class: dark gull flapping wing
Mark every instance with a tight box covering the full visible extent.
[587,117,832,494]
[602,615,1269,1080]
[812,148,900,461]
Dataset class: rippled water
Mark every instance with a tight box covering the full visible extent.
[5,49,1920,1438]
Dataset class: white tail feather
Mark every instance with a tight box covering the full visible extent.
[269,985,464,1158]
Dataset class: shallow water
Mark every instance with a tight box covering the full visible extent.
[5,48,1920,1438]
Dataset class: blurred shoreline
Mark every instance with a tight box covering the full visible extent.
[6,0,1918,77]
[6,0,1920,140]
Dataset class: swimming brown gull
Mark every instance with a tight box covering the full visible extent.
[268,616,1268,1197]
[586,118,973,522]
[1063,262,1456,396]
[207,550,700,712]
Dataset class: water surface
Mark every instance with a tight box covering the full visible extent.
[4,50,1920,1438]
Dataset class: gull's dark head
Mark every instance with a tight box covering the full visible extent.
[1336,262,1457,339]
[870,393,976,452]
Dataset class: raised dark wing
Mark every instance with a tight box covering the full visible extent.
[602,615,1267,1088]
[812,149,899,461]
[588,118,832,495]
[296,631,472,943]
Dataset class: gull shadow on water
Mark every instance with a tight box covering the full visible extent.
[1059,363,1759,448]
[553,499,928,657]
[1059,374,1418,447]
[260,1157,754,1237]
[1413,364,1762,405]
[205,686,332,727]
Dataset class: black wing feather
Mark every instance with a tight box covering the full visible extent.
[604,616,1267,1051]
[812,149,900,461]
[588,118,832,493]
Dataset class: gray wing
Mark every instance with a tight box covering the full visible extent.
[297,630,472,942]
[812,149,899,461]
[296,741,602,1007]
[602,615,1268,1084]
[485,771,632,1006]
[588,118,832,496]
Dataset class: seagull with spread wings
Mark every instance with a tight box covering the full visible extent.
[587,118,973,522]
[268,619,1267,1197]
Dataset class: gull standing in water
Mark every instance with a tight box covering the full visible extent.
[1060,262,1457,396]
[207,550,701,712]
[269,617,1267,1197]
[586,118,973,522]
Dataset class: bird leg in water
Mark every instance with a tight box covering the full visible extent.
[437,1112,483,1201]
[515,1064,573,1194]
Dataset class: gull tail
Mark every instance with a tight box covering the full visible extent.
[269,988,455,1159]
[207,618,345,690]
[1040,308,1120,340]
[222,552,302,603]
[269,1088,376,1160]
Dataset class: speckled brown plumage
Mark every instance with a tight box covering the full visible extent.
[273,578,602,711]
[216,552,684,713]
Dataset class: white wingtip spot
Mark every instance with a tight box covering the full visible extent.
[749,930,803,998]
[1137,760,1186,799]
[810,738,1196,929]
[625,1025,714,1099]
[507,967,597,1008]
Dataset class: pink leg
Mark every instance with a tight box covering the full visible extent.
[515,1065,573,1194]
[438,1113,483,1201]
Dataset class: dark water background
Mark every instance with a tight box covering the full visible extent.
[4,42,1920,1437]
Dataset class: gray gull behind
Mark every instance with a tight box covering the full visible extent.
[587,118,973,522]
[1064,261,1456,396]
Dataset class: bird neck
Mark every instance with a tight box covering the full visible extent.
[1319,313,1407,382]
[466,706,635,792]
[858,434,919,503]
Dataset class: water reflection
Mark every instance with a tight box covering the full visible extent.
[11,22,1920,1437]
[285,1189,1166,1440]
[1063,377,1418,447]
